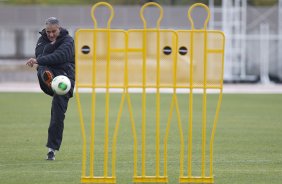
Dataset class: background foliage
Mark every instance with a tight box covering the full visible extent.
[3,0,279,6]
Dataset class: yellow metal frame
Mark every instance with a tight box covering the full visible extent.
[75,2,225,184]
[178,4,225,183]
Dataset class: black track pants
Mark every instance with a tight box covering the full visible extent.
[37,65,73,150]
[46,94,70,150]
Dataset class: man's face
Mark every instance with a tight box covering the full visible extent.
[46,24,60,42]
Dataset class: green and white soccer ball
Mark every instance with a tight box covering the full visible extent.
[51,75,71,95]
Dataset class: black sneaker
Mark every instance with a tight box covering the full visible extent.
[46,151,55,160]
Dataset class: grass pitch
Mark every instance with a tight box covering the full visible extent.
[0,92,282,184]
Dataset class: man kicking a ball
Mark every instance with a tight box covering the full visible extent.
[26,17,75,160]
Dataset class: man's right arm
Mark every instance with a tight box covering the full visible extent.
[35,36,46,58]
[26,36,45,68]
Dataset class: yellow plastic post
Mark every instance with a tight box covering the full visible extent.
[76,2,117,183]
[75,2,225,184]
[178,3,225,184]
[132,2,169,183]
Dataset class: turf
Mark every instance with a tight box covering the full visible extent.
[0,92,282,184]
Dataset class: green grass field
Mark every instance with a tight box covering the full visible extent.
[0,92,282,184]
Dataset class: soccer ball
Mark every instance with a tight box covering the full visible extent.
[51,75,71,95]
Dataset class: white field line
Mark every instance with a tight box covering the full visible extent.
[0,83,282,94]
[1,159,281,168]
[3,169,280,174]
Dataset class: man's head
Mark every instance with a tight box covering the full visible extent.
[45,17,60,42]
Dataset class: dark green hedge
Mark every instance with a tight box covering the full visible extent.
[3,0,279,6]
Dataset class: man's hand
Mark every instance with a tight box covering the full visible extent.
[26,58,38,68]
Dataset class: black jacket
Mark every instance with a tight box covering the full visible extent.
[35,28,75,80]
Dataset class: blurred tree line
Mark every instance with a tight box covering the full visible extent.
[4,0,279,6]
[147,0,278,6]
